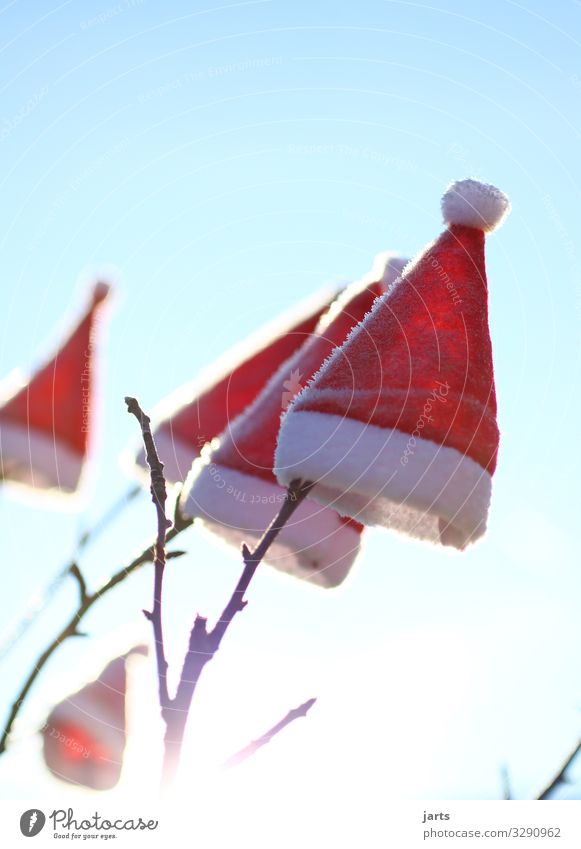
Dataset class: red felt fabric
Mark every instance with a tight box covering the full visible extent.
[294,225,499,473]
[157,294,336,460]
[213,280,385,504]
[42,654,130,790]
[0,287,108,458]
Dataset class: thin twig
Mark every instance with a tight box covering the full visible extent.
[68,564,88,605]
[537,740,581,800]
[77,484,141,551]
[500,764,512,801]
[2,382,314,784]
[212,478,315,648]
[0,526,186,756]
[161,478,315,789]
[125,396,171,714]
[126,394,315,789]
[0,485,141,662]
[222,697,317,769]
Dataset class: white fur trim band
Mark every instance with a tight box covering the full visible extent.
[0,420,83,493]
[179,462,361,587]
[275,411,492,550]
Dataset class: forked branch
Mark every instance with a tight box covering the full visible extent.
[127,394,315,790]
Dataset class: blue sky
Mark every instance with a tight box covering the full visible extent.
[0,0,580,821]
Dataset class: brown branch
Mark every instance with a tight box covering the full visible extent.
[211,478,315,648]
[161,478,315,789]
[0,485,141,663]
[0,524,185,756]
[0,400,193,758]
[125,396,171,714]
[68,563,88,605]
[222,697,317,769]
[537,740,581,800]
[2,381,314,792]
[126,392,315,789]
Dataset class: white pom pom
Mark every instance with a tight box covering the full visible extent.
[441,179,511,233]
[371,252,410,287]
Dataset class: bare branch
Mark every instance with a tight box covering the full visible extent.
[211,479,315,650]
[537,740,581,800]
[1,381,315,795]
[0,524,184,756]
[222,697,317,769]
[161,478,314,788]
[68,564,88,605]
[500,764,512,801]
[125,396,172,716]
[0,485,140,663]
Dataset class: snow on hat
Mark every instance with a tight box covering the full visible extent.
[275,179,511,550]
[178,254,408,587]
[132,287,338,484]
[42,647,146,790]
[0,282,111,495]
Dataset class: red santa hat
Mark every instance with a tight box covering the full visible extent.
[132,287,338,484]
[41,647,145,790]
[275,179,511,550]
[0,282,111,495]
[178,253,408,587]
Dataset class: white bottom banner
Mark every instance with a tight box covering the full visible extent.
[1,799,581,848]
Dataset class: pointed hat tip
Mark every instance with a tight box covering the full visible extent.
[441,178,511,233]
[91,280,112,305]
